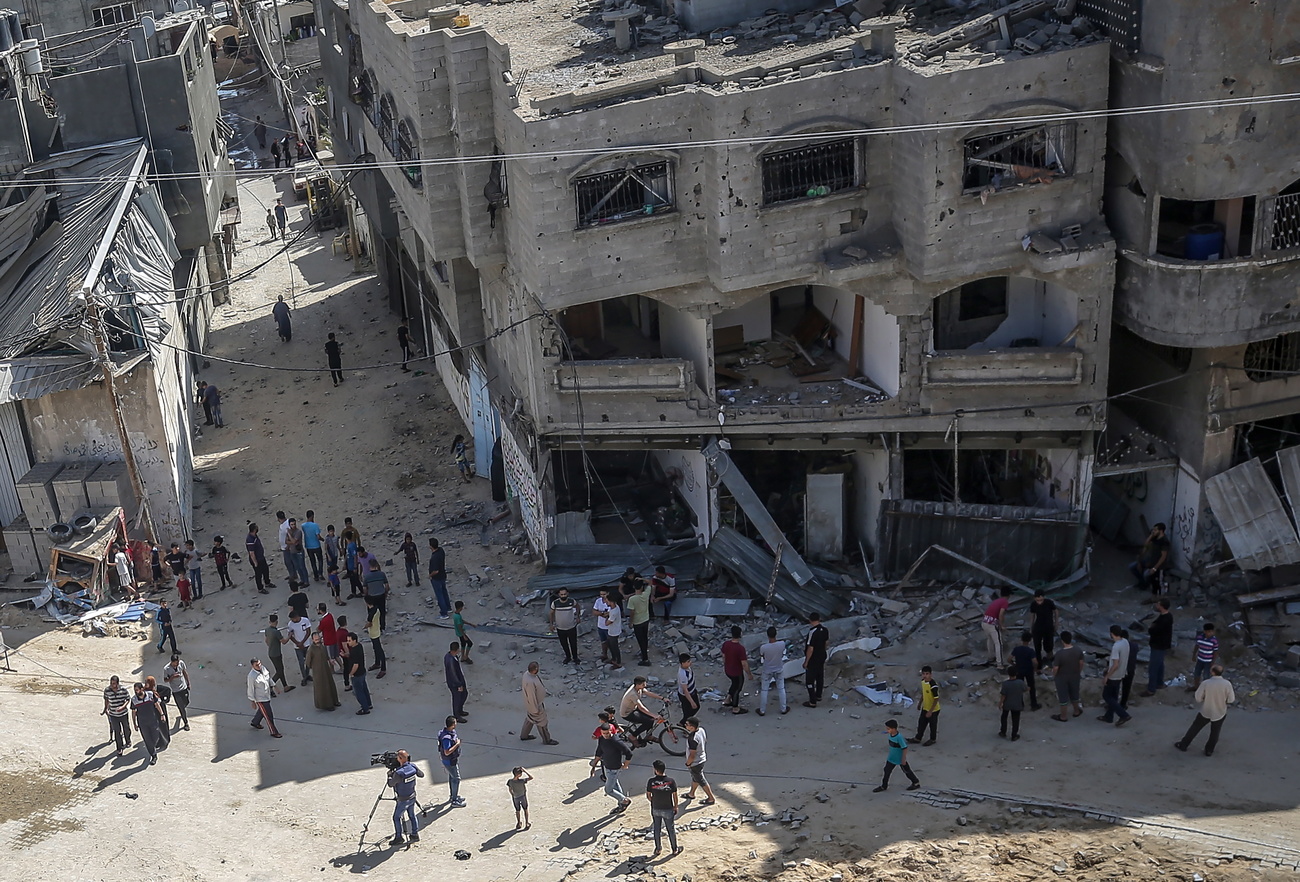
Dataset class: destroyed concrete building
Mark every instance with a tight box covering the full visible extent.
[1100,0,1300,576]
[317,0,1117,583]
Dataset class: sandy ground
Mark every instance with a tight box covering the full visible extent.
[2,83,1300,882]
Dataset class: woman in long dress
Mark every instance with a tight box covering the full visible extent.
[306,632,340,711]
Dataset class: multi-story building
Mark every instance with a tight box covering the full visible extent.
[244,0,320,118]
[319,0,1118,581]
[1103,0,1300,572]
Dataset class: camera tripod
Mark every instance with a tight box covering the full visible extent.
[356,777,430,853]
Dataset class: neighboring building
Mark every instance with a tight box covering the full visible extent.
[244,0,318,121]
[12,0,174,40]
[318,0,1117,581]
[1103,0,1300,572]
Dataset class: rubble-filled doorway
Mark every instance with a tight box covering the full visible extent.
[903,447,1077,509]
[550,449,698,545]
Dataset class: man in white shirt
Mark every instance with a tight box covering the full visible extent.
[114,547,140,601]
[619,677,664,744]
[757,626,789,716]
[605,602,624,672]
[246,658,283,737]
[286,612,313,686]
[681,718,715,804]
[276,510,292,581]
[1175,664,1235,757]
[593,589,615,664]
[162,653,191,732]
[1098,625,1132,726]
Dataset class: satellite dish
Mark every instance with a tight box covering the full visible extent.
[140,14,156,37]
[173,0,190,12]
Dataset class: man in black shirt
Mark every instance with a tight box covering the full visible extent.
[645,759,681,856]
[288,585,310,618]
[325,333,343,386]
[1143,598,1174,696]
[802,612,830,708]
[1129,523,1171,595]
[397,325,412,372]
[164,543,186,577]
[1028,589,1059,667]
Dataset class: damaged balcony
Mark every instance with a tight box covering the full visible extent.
[713,285,899,421]
[545,295,712,428]
[926,276,1083,386]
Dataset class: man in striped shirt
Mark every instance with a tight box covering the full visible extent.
[101,676,131,755]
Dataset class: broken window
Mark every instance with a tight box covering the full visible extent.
[92,2,134,27]
[377,95,396,154]
[761,139,858,205]
[962,124,1075,193]
[1244,332,1300,382]
[574,162,673,227]
[396,120,420,186]
[1271,179,1300,251]
[1156,197,1255,259]
[182,48,195,82]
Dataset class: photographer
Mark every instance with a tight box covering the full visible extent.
[388,750,424,846]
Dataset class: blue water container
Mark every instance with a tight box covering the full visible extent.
[1184,223,1225,260]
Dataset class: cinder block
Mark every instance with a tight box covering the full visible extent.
[84,462,134,516]
[30,528,54,573]
[52,461,98,519]
[4,514,39,576]
[16,463,64,526]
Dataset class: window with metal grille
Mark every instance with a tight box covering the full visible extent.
[574,162,673,227]
[183,48,195,81]
[362,72,378,123]
[761,139,858,205]
[92,2,134,27]
[963,124,1075,192]
[1245,333,1300,382]
[378,95,396,154]
[1271,180,1300,251]
[397,120,421,187]
[1076,0,1141,55]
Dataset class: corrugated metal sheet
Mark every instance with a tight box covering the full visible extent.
[705,526,845,621]
[1275,446,1300,525]
[1204,458,1300,571]
[0,401,29,527]
[878,499,1086,584]
[0,355,101,406]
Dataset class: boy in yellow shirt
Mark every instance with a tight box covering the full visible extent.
[915,665,940,746]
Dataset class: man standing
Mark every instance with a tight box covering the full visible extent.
[388,749,424,846]
[285,518,310,587]
[1119,627,1140,710]
[286,611,312,687]
[445,642,468,722]
[1098,625,1132,727]
[398,324,412,372]
[604,598,624,672]
[325,333,344,386]
[247,658,283,738]
[363,560,390,632]
[1174,664,1235,757]
[427,538,450,618]
[681,718,716,805]
[317,602,339,671]
[549,588,581,664]
[520,661,558,745]
[264,614,293,692]
[627,580,651,666]
[197,380,213,425]
[593,589,616,664]
[1028,589,1058,667]
[271,137,281,169]
[757,626,789,716]
[273,295,292,342]
[155,600,178,655]
[1142,599,1174,697]
[113,546,139,601]
[676,653,699,722]
[281,134,294,168]
[596,722,632,814]
[915,665,940,745]
[802,612,829,708]
[202,382,223,428]
[245,523,272,593]
[1009,632,1040,711]
[184,540,204,601]
[253,115,267,149]
[131,682,168,765]
[1050,631,1084,722]
[274,198,289,240]
[346,632,372,714]
[981,587,1012,668]
[646,759,682,857]
[102,675,132,756]
[438,716,466,807]
[1129,523,1170,594]
[721,626,753,714]
[301,511,324,582]
[162,653,191,732]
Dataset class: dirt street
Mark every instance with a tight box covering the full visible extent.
[1,86,1299,882]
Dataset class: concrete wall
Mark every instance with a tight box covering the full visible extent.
[860,296,900,396]
[651,448,712,540]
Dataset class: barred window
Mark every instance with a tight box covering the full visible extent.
[574,162,673,227]
[963,124,1076,192]
[92,2,134,27]
[1245,333,1300,382]
[363,72,378,124]
[761,139,858,205]
[397,120,421,187]
[378,95,396,154]
[1271,180,1300,252]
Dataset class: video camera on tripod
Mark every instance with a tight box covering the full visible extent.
[370,751,402,771]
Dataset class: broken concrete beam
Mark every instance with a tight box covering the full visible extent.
[854,591,910,614]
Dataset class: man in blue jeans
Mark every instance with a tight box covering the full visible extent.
[1097,625,1132,726]
[388,749,424,846]
[346,633,372,715]
[1143,599,1173,696]
[439,716,466,807]
[427,538,450,618]
[301,511,324,582]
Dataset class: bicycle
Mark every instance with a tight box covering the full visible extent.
[628,700,689,757]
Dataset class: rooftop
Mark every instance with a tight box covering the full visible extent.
[379,0,1108,114]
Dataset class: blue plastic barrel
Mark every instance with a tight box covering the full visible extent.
[1184,223,1225,260]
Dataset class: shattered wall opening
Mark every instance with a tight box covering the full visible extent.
[903,446,1079,511]
[931,276,1079,351]
[962,123,1075,194]
[558,295,662,360]
[549,448,698,546]
[1156,196,1256,260]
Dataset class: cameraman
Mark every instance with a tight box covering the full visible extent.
[388,750,424,846]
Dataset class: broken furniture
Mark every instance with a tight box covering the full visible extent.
[47,507,127,606]
[603,6,644,52]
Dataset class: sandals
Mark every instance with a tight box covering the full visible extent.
[1051,714,1068,723]
[731,708,749,715]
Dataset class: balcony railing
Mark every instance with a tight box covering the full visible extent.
[552,358,695,395]
[925,348,1083,385]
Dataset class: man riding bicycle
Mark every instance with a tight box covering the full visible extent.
[620,677,665,744]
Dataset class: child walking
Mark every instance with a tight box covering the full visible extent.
[915,665,940,746]
[328,563,343,605]
[508,766,533,830]
[453,601,474,664]
[999,665,1026,740]
[873,719,920,792]
[451,434,472,483]
[211,535,232,589]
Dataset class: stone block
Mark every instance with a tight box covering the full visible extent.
[1286,646,1300,671]
[17,462,64,526]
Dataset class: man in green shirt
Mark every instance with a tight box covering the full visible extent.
[453,601,474,664]
[627,581,652,666]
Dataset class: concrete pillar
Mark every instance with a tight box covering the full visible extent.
[603,6,643,52]
[665,38,703,65]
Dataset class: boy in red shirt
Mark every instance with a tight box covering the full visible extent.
[721,626,753,714]
[317,602,340,672]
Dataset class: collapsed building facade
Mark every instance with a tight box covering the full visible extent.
[318,0,1119,582]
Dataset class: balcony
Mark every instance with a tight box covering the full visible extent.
[1115,248,1300,347]
[553,358,695,394]
[925,348,1083,385]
